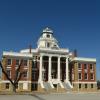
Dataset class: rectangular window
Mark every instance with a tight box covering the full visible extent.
[90,64,93,70]
[23,60,27,66]
[90,73,94,80]
[79,84,81,89]
[78,73,82,80]
[91,84,93,88]
[47,34,50,38]
[16,59,20,66]
[47,42,50,48]
[7,59,12,65]
[23,71,27,77]
[6,83,10,89]
[78,63,82,70]
[32,71,36,80]
[85,84,87,88]
[84,64,88,69]
[6,70,11,77]
[84,73,88,80]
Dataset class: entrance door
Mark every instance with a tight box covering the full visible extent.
[31,83,38,91]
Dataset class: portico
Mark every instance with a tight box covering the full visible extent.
[38,53,71,90]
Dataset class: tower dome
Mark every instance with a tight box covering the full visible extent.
[42,27,53,34]
[37,27,59,49]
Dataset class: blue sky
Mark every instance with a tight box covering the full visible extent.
[0,0,100,80]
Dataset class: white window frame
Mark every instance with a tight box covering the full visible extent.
[6,69,11,78]
[84,73,88,80]
[90,64,94,70]
[84,64,88,70]
[78,73,82,80]
[5,83,10,90]
[23,71,28,78]
[23,59,28,67]
[78,63,82,70]
[16,59,20,66]
[7,59,12,66]
[90,73,94,80]
[47,42,50,48]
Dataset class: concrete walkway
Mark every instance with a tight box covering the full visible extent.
[0,93,100,100]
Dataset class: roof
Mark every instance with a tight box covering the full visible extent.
[71,57,96,62]
[3,51,33,58]
[42,27,53,34]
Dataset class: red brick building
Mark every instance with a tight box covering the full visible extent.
[0,27,97,92]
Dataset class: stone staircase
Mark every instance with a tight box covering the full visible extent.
[63,81,73,92]
[43,82,66,93]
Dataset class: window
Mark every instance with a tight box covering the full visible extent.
[54,44,57,47]
[91,84,93,88]
[16,59,20,65]
[90,73,94,80]
[90,64,93,70]
[23,71,27,77]
[84,64,87,69]
[23,60,27,66]
[47,34,50,38]
[78,63,82,69]
[32,71,36,80]
[79,84,81,89]
[78,73,82,80]
[7,59,11,65]
[6,83,10,89]
[84,73,88,80]
[47,42,50,48]
[33,61,37,68]
[6,70,11,77]
[85,84,87,88]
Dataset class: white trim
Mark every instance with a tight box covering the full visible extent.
[40,53,68,58]
[84,73,88,80]
[90,64,94,70]
[71,57,96,62]
[78,73,82,80]
[73,81,97,84]
[7,59,12,66]
[39,48,69,54]
[3,51,33,58]
[20,49,38,53]
[78,63,82,70]
[90,73,94,80]
[1,80,31,83]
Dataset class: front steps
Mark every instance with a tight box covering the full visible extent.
[37,81,73,93]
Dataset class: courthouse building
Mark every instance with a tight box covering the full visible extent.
[0,27,97,92]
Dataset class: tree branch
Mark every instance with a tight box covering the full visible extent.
[14,60,23,83]
[0,61,14,86]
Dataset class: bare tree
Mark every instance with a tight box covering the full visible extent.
[0,60,24,92]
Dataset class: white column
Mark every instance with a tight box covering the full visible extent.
[65,57,69,82]
[57,57,60,81]
[39,55,43,82]
[48,56,52,81]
